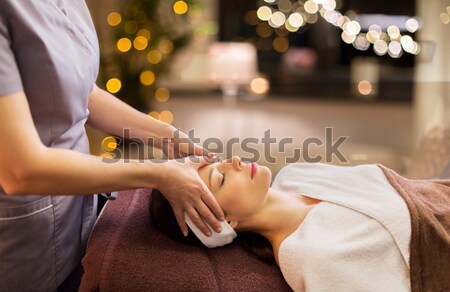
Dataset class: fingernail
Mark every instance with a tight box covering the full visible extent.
[206,231,212,237]
[216,226,222,233]
[183,230,188,237]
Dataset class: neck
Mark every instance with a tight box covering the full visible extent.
[237,188,320,263]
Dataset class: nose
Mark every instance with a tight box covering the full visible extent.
[231,156,242,170]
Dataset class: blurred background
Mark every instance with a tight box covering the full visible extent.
[86,0,450,176]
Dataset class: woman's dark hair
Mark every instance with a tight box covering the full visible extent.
[149,189,275,264]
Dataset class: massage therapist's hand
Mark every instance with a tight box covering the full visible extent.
[156,156,225,237]
[160,126,212,159]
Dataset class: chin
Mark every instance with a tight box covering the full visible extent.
[259,165,272,187]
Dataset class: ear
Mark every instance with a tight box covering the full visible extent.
[228,221,238,229]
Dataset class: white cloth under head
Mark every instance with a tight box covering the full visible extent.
[185,213,237,248]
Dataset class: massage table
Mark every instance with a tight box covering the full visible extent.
[80,188,292,292]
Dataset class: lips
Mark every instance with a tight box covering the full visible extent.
[250,162,257,179]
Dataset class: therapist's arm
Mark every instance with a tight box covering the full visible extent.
[87,84,208,159]
[0,92,224,236]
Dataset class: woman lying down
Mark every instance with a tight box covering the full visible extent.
[150,156,450,292]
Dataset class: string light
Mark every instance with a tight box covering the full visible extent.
[173,1,188,15]
[106,78,122,93]
[117,38,132,52]
[254,0,421,57]
[107,12,122,26]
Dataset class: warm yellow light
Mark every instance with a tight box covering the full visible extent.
[107,12,122,26]
[250,77,270,94]
[269,11,286,28]
[387,25,400,39]
[124,21,139,34]
[173,1,188,15]
[148,111,160,120]
[159,40,174,54]
[117,38,132,52]
[257,6,272,21]
[273,37,289,53]
[147,50,163,64]
[137,29,151,40]
[341,31,356,44]
[102,136,117,152]
[106,78,121,93]
[304,1,319,14]
[133,36,148,50]
[373,40,388,55]
[287,13,304,28]
[400,35,414,52]
[357,81,372,95]
[140,71,155,86]
[155,87,170,102]
[160,111,174,124]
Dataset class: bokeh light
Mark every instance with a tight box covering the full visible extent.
[147,50,163,64]
[173,1,188,15]
[287,13,304,28]
[257,6,272,21]
[155,87,170,102]
[102,136,117,152]
[440,13,450,24]
[139,71,155,86]
[269,11,286,28]
[133,36,148,50]
[256,22,273,38]
[106,78,121,93]
[273,37,289,52]
[387,25,400,39]
[405,18,419,32]
[357,81,373,95]
[159,40,174,54]
[107,12,122,26]
[304,1,318,14]
[117,38,132,52]
[250,77,270,94]
[137,29,151,40]
[159,110,174,124]
[373,40,388,55]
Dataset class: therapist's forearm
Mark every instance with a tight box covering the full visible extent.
[87,84,174,145]
[3,145,165,196]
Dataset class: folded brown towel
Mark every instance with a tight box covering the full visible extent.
[80,189,291,292]
[379,165,450,292]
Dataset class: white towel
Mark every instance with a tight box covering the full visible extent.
[272,163,411,292]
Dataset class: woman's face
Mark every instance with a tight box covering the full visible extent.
[198,156,272,221]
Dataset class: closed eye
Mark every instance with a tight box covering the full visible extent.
[220,173,225,187]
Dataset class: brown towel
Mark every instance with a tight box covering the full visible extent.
[379,165,450,292]
[80,189,292,292]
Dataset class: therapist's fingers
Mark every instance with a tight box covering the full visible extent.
[185,207,213,237]
[195,198,224,233]
[199,184,225,223]
[171,205,189,237]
